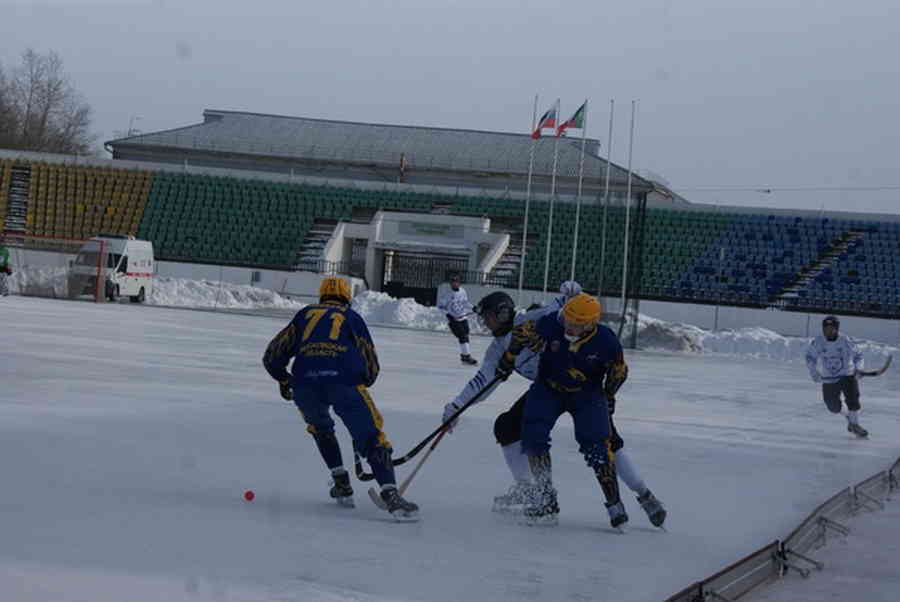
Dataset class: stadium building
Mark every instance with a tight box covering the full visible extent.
[2,108,899,337]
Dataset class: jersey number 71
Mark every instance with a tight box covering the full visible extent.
[302,308,346,342]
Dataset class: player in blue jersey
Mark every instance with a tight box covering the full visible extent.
[445,284,664,527]
[263,276,418,520]
[496,293,629,528]
[441,282,581,508]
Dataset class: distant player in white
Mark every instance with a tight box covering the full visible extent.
[805,315,868,438]
[442,280,666,527]
[437,273,477,365]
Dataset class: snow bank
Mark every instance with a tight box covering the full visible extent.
[350,291,489,334]
[7,266,69,298]
[8,264,895,364]
[148,277,307,310]
[631,312,896,365]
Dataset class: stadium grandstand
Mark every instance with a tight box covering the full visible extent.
[1,109,899,321]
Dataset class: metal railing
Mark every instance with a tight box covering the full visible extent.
[294,258,366,279]
[664,455,900,601]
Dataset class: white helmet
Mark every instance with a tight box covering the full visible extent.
[559,280,583,298]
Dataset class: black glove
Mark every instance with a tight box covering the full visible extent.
[278,379,293,401]
[496,351,516,381]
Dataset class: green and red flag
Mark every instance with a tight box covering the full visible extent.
[557,102,586,136]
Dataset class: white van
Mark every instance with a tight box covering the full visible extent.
[70,234,154,303]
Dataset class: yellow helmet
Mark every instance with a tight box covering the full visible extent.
[562,293,602,326]
[319,276,352,303]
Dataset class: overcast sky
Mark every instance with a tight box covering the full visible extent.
[5,0,900,215]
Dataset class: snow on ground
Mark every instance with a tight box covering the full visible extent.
[2,290,899,602]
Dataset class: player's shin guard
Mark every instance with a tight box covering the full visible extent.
[596,461,628,528]
[311,430,343,470]
[595,461,622,506]
[523,452,559,523]
[584,444,628,528]
[528,452,553,491]
[365,444,397,487]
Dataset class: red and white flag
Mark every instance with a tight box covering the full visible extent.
[531,104,558,139]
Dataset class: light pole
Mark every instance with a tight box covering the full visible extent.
[714,246,724,331]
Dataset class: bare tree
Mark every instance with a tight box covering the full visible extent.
[0,49,96,155]
[0,65,18,149]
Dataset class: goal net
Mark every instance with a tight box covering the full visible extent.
[3,233,108,302]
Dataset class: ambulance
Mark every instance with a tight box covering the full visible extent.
[69,234,154,302]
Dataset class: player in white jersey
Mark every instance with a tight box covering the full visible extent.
[441,280,666,526]
[437,273,478,365]
[805,315,868,438]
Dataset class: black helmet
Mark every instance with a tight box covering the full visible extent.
[822,315,839,340]
[475,291,515,336]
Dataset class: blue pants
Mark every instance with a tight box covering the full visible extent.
[294,383,395,485]
[521,380,612,469]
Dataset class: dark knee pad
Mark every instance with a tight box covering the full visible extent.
[310,429,343,469]
[449,319,470,344]
[363,443,396,487]
[367,443,392,465]
[581,442,612,471]
[354,432,390,460]
[494,410,522,446]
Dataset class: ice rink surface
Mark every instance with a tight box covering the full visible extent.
[2,296,898,601]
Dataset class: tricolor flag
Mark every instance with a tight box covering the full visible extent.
[531,105,558,139]
[557,102,586,136]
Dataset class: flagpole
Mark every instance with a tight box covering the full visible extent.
[597,99,614,297]
[542,98,561,295]
[620,99,637,319]
[569,99,588,281]
[517,94,539,307]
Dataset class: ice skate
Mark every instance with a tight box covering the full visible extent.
[636,489,666,527]
[380,486,420,522]
[492,482,532,514]
[847,422,869,438]
[460,353,478,366]
[521,484,559,526]
[329,470,355,507]
[606,501,629,530]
